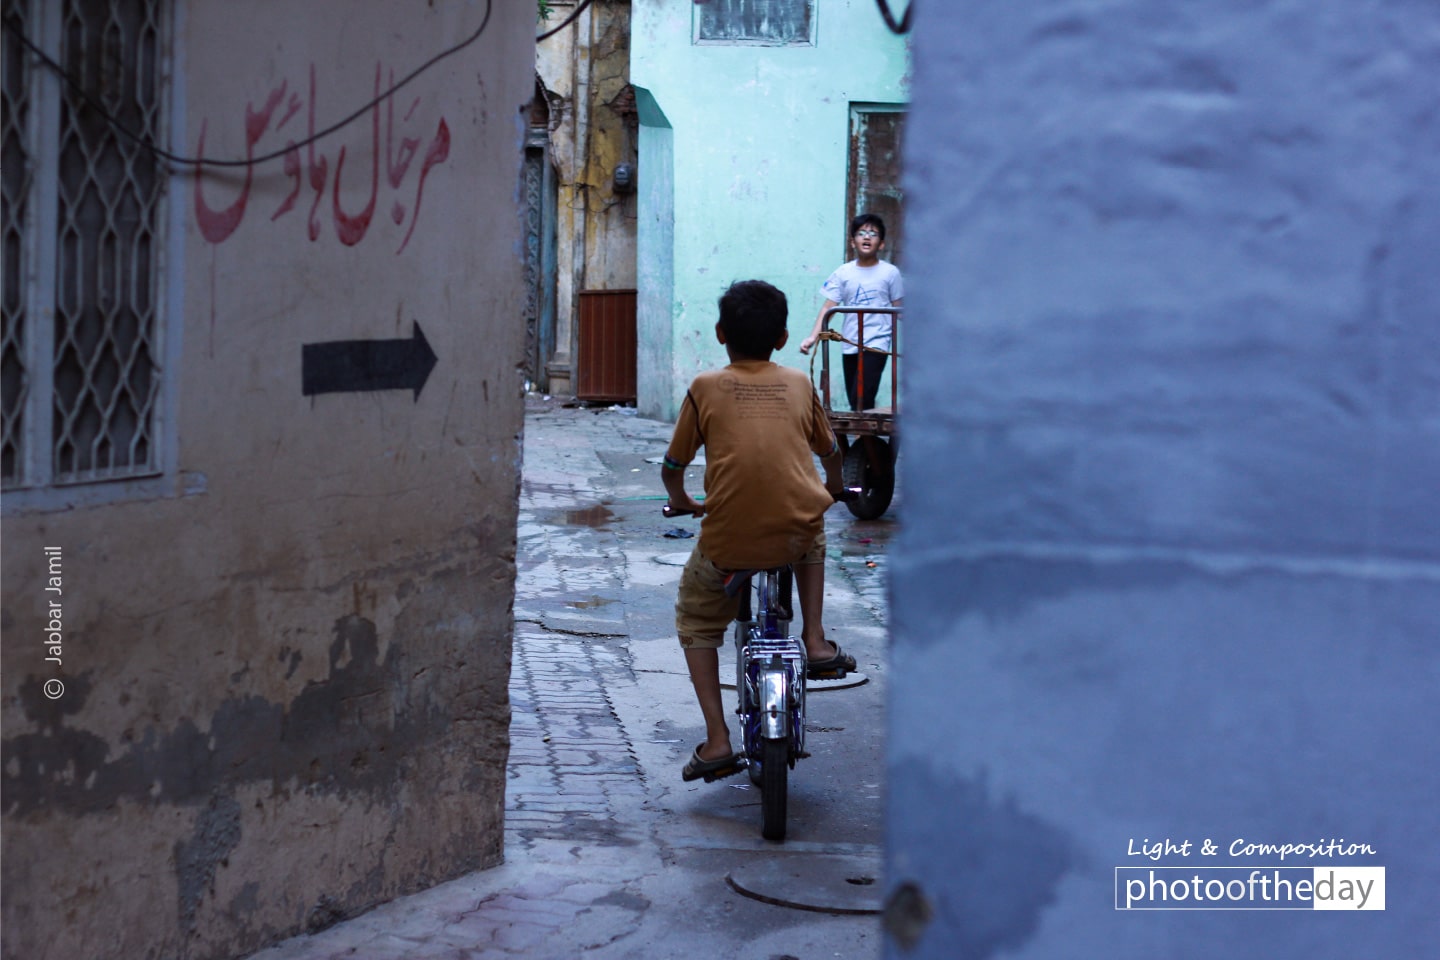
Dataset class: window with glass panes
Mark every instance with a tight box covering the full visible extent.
[693,0,815,47]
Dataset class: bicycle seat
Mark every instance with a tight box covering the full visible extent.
[722,569,763,598]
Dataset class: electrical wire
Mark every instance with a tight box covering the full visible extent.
[0,0,492,168]
[536,0,595,42]
[875,0,913,34]
[5,0,904,167]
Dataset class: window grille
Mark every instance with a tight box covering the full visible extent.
[2,0,33,484]
[1,0,169,491]
[694,0,815,47]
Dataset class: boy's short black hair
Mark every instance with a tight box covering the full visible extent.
[718,280,788,359]
[850,212,886,242]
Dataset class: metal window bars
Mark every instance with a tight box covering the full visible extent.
[2,0,34,484]
[2,0,167,489]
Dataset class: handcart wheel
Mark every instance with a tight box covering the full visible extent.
[841,437,894,520]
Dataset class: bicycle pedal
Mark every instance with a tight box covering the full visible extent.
[703,758,748,783]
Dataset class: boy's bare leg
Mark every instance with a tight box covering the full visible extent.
[795,562,839,660]
[683,645,734,759]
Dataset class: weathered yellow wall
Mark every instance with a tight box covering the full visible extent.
[1,3,532,958]
[535,0,636,395]
[581,4,638,290]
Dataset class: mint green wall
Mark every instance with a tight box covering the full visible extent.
[632,0,910,419]
[634,87,675,420]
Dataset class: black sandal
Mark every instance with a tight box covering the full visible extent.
[807,641,856,679]
[681,744,746,782]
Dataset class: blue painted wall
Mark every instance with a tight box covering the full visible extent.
[631,0,909,418]
[889,1,1440,956]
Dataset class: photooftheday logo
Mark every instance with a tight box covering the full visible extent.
[1115,867,1385,911]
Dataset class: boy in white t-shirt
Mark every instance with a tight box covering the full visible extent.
[799,213,905,411]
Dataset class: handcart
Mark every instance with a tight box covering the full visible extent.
[814,305,901,520]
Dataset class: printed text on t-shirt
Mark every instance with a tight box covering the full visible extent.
[734,382,789,420]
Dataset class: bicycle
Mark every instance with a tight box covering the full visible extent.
[664,495,855,842]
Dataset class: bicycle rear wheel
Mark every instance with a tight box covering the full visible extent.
[760,736,788,842]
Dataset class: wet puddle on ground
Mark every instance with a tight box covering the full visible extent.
[566,596,618,609]
[562,504,617,528]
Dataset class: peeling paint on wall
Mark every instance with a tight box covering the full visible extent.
[176,794,244,937]
[6,616,425,818]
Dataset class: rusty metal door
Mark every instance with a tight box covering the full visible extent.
[847,105,907,266]
[575,289,637,403]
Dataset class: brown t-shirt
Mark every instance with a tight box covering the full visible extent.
[665,360,837,569]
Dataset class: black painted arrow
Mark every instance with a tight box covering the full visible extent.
[302,322,438,400]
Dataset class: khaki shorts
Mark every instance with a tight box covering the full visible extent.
[675,531,826,649]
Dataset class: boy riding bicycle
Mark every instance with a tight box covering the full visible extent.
[662,279,856,783]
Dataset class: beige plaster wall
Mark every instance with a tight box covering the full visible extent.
[1,2,532,958]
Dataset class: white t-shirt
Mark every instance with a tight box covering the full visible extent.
[821,260,904,355]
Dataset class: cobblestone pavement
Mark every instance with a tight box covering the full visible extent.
[504,631,645,846]
[246,399,895,959]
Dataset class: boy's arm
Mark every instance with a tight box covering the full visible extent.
[661,461,706,516]
[819,444,844,497]
[806,383,845,495]
[663,388,706,514]
[799,299,839,355]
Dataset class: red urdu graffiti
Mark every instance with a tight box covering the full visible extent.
[194,64,451,253]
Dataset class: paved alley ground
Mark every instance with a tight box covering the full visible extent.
[247,398,897,959]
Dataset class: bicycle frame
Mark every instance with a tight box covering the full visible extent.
[734,569,807,768]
